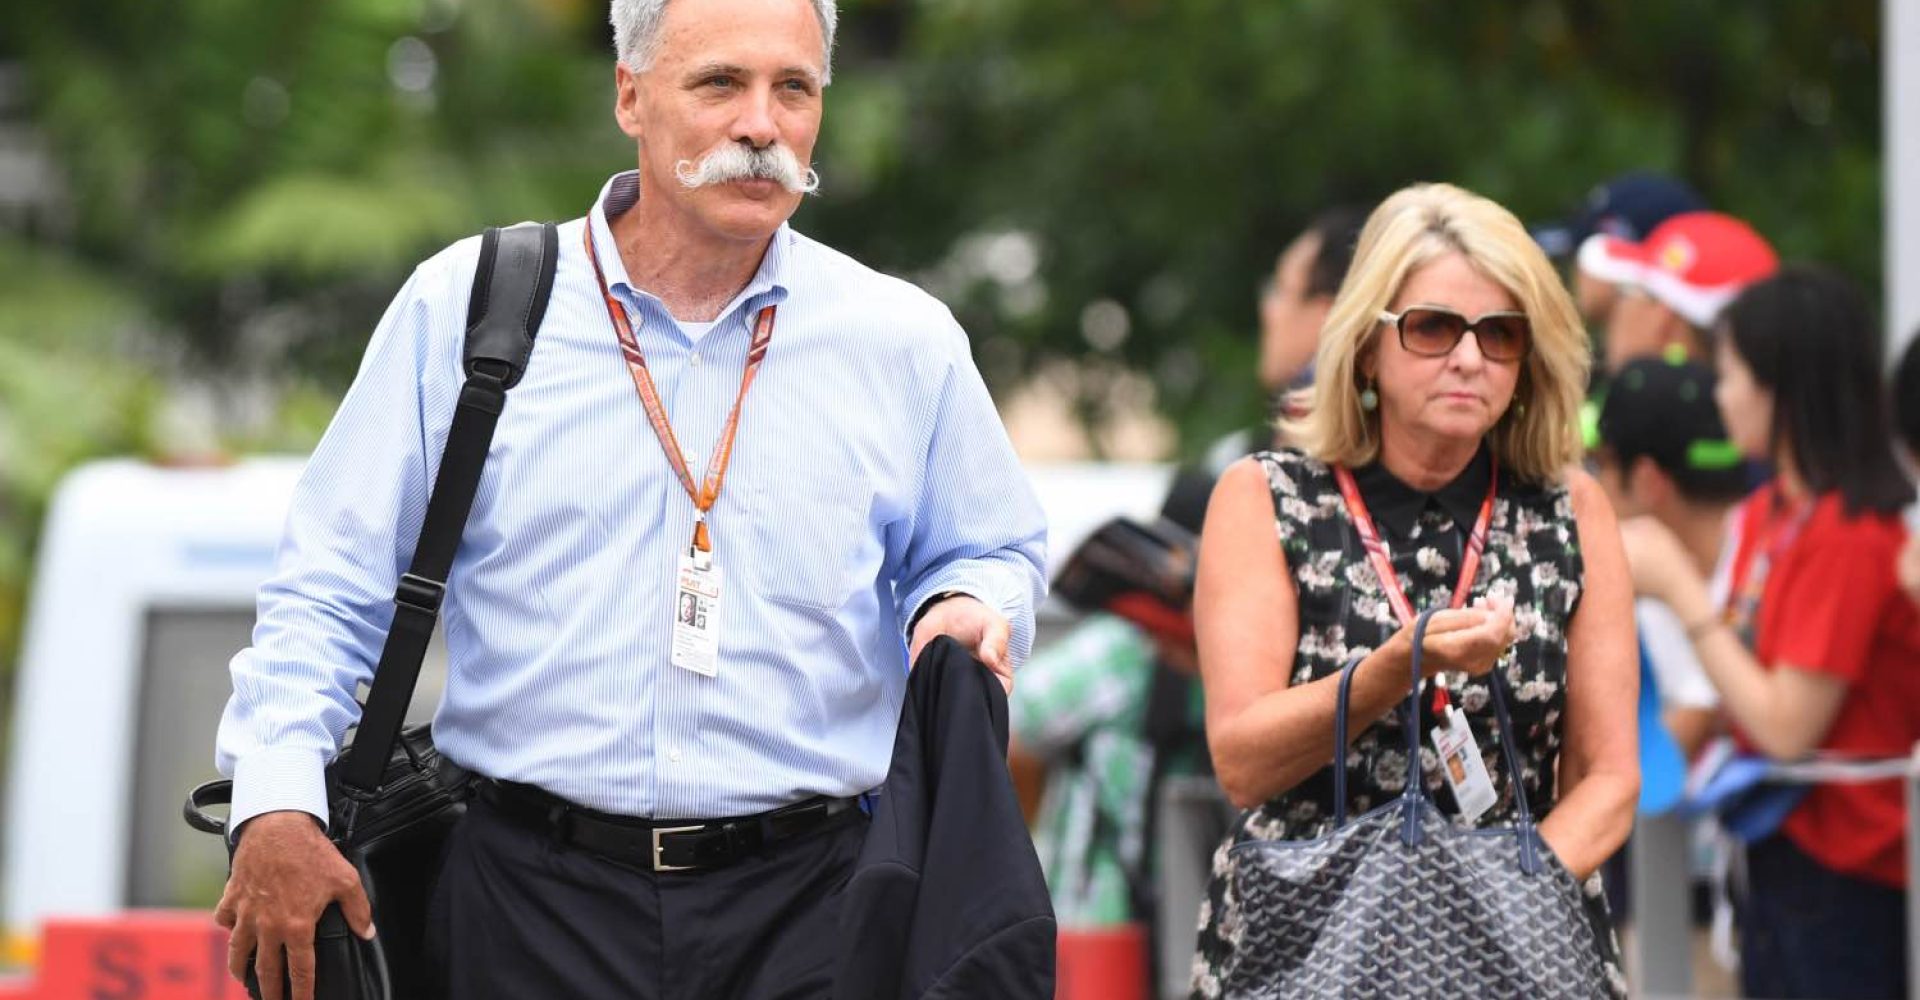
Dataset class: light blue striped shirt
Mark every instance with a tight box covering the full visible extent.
[217,172,1048,827]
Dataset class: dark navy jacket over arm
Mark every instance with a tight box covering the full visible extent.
[836,636,1056,1000]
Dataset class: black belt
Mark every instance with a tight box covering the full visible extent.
[477,779,863,873]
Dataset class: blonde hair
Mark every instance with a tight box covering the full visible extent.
[1281,183,1590,484]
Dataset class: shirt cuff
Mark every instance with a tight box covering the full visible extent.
[907,588,977,635]
[230,746,333,842]
[903,570,1035,670]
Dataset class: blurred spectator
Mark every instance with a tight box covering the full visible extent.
[1620,267,1917,999]
[1011,469,1214,934]
[1208,206,1371,472]
[1533,172,1707,328]
[1257,206,1372,396]
[1895,333,1920,605]
[1595,358,1747,760]
[1011,616,1187,925]
[1580,211,1778,373]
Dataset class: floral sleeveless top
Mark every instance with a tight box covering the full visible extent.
[1189,448,1624,999]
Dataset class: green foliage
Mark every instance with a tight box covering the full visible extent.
[0,235,161,673]
[797,0,1881,456]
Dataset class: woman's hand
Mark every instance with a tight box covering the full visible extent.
[1619,515,1713,623]
[1618,515,1692,602]
[1896,532,1920,608]
[1393,595,1517,679]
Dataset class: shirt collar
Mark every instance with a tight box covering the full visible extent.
[587,170,793,318]
[1350,445,1495,541]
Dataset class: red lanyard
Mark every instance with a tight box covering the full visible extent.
[1723,488,1811,649]
[583,224,774,553]
[1333,457,1499,712]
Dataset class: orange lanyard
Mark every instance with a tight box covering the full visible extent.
[1333,457,1499,712]
[582,224,774,552]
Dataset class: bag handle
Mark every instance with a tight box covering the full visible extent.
[339,222,557,795]
[1329,607,1545,874]
[1483,653,1544,874]
[1330,654,1367,828]
[185,777,234,838]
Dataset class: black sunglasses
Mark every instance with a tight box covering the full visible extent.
[1378,306,1532,362]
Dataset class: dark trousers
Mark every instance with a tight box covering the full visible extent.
[426,792,867,999]
[1739,833,1908,1000]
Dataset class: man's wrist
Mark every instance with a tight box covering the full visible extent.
[229,746,333,843]
[233,808,328,846]
[908,590,969,634]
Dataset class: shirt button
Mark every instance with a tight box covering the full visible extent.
[669,747,682,762]
[689,354,702,367]
[683,451,698,468]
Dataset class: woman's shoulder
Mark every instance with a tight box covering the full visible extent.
[1499,461,1580,518]
[1250,447,1333,496]
[1806,492,1910,552]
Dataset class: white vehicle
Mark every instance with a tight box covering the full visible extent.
[0,454,1168,965]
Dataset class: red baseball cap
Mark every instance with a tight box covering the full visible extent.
[1577,211,1779,327]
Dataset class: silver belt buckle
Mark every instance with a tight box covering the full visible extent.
[651,824,703,872]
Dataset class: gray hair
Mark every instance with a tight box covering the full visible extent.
[610,0,838,84]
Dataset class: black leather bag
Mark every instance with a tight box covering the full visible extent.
[184,221,558,1000]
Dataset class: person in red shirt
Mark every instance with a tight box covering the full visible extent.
[1622,267,1917,999]
[1893,333,1920,607]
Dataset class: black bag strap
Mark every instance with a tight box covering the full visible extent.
[340,222,558,794]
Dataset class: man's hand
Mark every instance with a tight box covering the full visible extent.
[909,595,1012,694]
[214,810,374,1000]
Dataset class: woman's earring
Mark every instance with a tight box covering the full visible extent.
[1359,381,1379,412]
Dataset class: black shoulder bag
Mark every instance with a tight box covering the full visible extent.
[185,221,558,1000]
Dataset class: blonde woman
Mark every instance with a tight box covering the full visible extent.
[1189,184,1638,998]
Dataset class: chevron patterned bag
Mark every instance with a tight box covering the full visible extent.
[1219,609,1609,999]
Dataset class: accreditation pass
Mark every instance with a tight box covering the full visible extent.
[1431,704,1497,823]
[671,546,723,677]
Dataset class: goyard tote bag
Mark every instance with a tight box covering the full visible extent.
[1218,607,1609,999]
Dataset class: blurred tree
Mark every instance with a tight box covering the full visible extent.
[796,0,1882,454]
[0,0,633,678]
[4,0,628,377]
[1,0,1884,448]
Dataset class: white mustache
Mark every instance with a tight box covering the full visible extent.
[674,142,820,194]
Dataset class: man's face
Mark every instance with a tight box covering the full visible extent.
[1603,286,1682,372]
[1573,269,1619,328]
[1257,232,1330,392]
[614,0,825,245]
[1592,446,1648,518]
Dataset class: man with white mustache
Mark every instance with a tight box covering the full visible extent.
[211,1,1047,997]
[674,138,819,194]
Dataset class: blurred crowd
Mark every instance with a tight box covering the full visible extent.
[1014,171,1920,997]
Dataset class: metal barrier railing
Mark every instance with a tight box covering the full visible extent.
[1629,810,1696,995]
[1909,740,1919,1000]
[1154,776,1236,1000]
